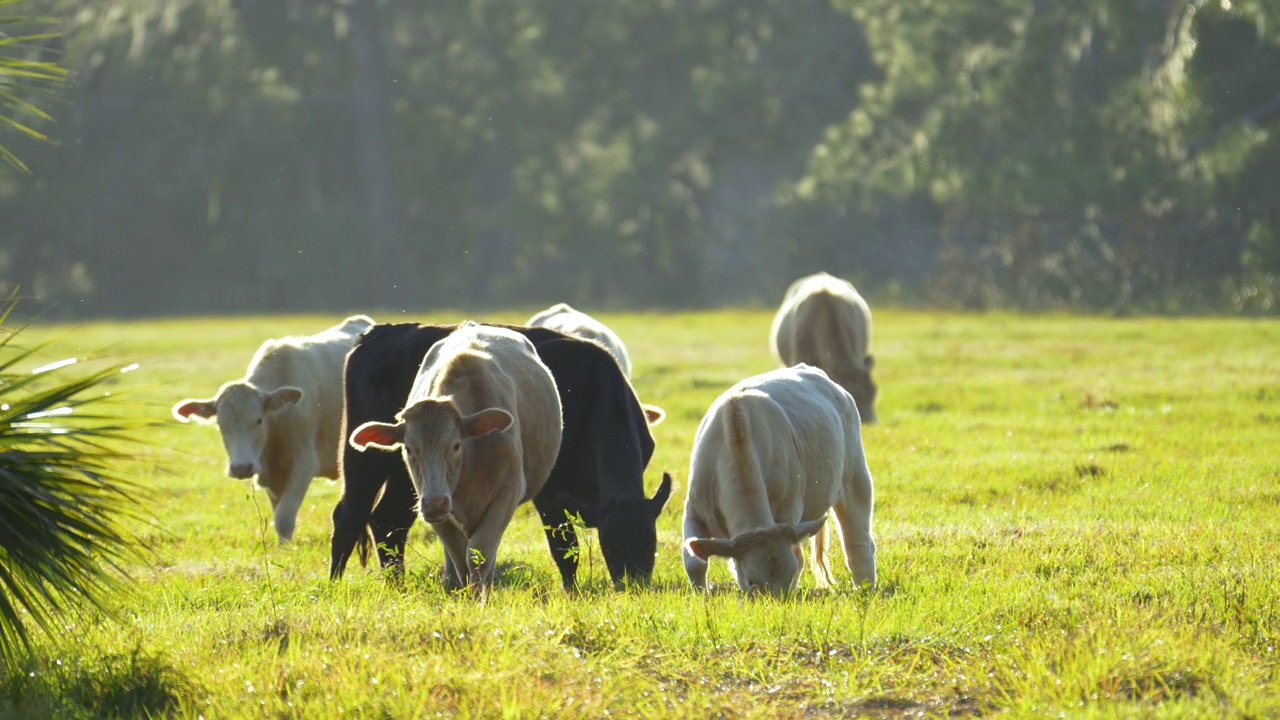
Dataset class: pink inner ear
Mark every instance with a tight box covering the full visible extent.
[175,400,215,419]
[353,423,400,448]
[686,539,717,561]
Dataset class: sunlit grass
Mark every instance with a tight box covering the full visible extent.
[1,309,1277,718]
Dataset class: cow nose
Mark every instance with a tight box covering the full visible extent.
[228,462,255,479]
[420,495,452,522]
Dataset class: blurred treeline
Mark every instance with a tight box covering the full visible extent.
[2,0,1278,317]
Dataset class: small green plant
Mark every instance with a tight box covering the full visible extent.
[550,508,596,589]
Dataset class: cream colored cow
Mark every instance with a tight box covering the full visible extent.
[527,302,633,378]
[349,322,563,589]
[770,272,877,423]
[682,364,876,594]
[172,315,375,542]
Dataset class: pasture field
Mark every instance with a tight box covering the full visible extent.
[2,309,1278,718]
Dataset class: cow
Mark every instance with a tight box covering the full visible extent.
[329,322,672,589]
[770,272,878,423]
[171,314,375,542]
[347,322,562,589]
[527,302,632,377]
[681,364,876,594]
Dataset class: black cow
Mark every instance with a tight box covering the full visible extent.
[329,322,672,589]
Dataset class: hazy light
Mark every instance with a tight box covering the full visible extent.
[32,358,78,374]
[23,407,74,420]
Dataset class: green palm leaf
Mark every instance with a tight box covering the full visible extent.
[0,0,69,173]
[0,296,152,673]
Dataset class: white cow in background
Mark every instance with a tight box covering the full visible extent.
[770,272,878,423]
[682,364,877,594]
[172,314,375,542]
[527,302,634,378]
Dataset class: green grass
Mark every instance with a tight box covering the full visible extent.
[1,309,1277,718]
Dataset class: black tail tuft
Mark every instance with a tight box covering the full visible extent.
[356,528,371,567]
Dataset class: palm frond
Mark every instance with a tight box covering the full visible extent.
[0,296,152,674]
[0,0,69,172]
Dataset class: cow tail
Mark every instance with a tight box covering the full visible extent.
[356,527,372,567]
[811,523,834,588]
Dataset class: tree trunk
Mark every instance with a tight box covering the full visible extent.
[348,0,413,308]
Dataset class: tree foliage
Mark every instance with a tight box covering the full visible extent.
[2,0,1278,315]
[802,0,1280,311]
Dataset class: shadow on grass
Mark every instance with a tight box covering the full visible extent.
[0,646,201,720]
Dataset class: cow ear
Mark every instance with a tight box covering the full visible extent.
[685,537,736,560]
[556,492,601,527]
[648,472,674,517]
[349,421,405,451]
[172,398,218,423]
[265,386,304,414]
[864,354,875,371]
[792,516,828,542]
[462,408,513,438]
[642,404,666,426]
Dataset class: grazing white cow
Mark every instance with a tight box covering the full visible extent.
[770,272,878,423]
[527,302,633,378]
[349,322,562,589]
[682,364,876,594]
[172,315,375,542]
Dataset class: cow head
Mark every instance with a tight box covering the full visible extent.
[837,356,877,424]
[558,472,673,588]
[349,397,512,524]
[684,516,827,595]
[172,382,304,479]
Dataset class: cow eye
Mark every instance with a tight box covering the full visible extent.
[256,418,263,426]
[451,442,462,454]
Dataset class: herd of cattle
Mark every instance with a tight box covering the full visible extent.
[173,272,879,594]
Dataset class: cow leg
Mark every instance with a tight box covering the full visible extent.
[369,469,417,577]
[465,481,523,588]
[833,461,877,588]
[272,455,317,543]
[682,511,712,590]
[330,450,395,580]
[433,519,470,591]
[533,494,579,590]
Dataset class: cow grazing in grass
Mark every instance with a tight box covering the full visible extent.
[171,315,375,542]
[330,322,672,589]
[770,272,878,423]
[347,322,562,589]
[527,303,634,378]
[682,364,876,594]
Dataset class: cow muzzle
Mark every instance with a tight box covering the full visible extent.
[227,462,258,479]
[419,495,453,523]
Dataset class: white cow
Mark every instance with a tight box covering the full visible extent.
[349,322,563,590]
[526,302,666,426]
[770,272,877,423]
[682,364,876,594]
[172,315,375,542]
[527,302,633,378]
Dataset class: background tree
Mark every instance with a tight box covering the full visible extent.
[2,0,1276,316]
